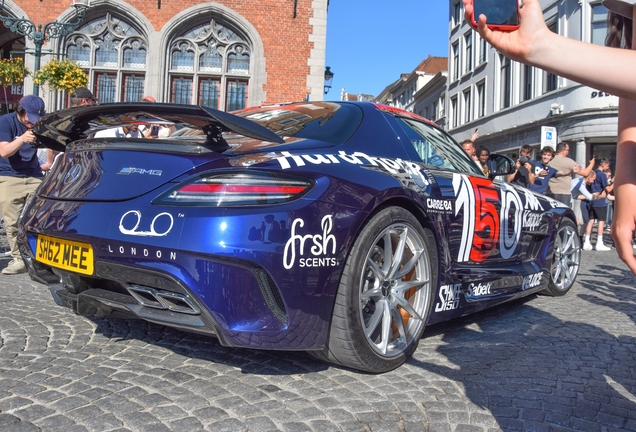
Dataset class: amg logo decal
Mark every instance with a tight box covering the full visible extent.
[117,167,163,176]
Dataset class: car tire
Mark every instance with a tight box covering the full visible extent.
[315,206,437,373]
[544,218,580,296]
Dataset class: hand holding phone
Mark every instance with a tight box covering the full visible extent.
[471,0,520,32]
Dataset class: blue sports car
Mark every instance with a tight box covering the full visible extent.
[19,102,581,373]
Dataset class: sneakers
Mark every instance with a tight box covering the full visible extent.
[583,242,593,251]
[595,243,611,252]
[2,259,26,275]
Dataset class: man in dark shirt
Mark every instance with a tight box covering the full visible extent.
[0,95,46,274]
[529,146,560,194]
[582,158,614,251]
[507,144,536,188]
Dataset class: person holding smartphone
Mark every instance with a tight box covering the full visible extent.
[464,0,636,275]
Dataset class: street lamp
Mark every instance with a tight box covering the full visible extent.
[324,66,334,95]
[0,0,91,95]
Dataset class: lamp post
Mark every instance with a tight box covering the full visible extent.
[0,0,91,95]
[324,66,334,95]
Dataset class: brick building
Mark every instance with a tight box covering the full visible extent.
[0,0,329,111]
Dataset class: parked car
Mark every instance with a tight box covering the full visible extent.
[19,101,580,373]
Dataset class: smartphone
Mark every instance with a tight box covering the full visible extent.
[471,0,520,32]
[150,125,159,137]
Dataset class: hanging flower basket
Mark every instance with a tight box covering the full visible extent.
[0,58,30,109]
[0,57,30,88]
[33,58,87,93]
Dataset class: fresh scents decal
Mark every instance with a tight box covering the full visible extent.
[283,215,337,269]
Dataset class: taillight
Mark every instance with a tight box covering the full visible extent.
[154,171,313,206]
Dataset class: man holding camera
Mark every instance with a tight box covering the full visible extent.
[0,95,46,274]
[507,144,536,188]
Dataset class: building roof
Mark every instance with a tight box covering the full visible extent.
[413,55,448,75]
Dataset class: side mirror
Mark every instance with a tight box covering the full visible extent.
[487,154,516,179]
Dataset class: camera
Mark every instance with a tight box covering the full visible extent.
[519,155,529,164]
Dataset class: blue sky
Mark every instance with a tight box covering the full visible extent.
[325,1,450,99]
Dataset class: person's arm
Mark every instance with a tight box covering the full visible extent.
[577,158,596,178]
[507,160,520,182]
[40,149,59,171]
[611,97,636,275]
[554,167,571,177]
[463,0,636,100]
[0,129,37,158]
[577,183,594,201]
[526,163,536,185]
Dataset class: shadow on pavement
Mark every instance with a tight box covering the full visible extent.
[409,294,636,430]
[86,314,330,376]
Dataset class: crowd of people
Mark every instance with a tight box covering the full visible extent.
[1,89,169,275]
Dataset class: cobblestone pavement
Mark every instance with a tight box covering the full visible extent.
[0,246,635,431]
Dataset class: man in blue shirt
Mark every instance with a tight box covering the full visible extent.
[581,158,614,251]
[529,146,560,194]
[0,95,45,274]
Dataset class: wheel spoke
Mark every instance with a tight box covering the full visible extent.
[394,248,423,279]
[360,287,382,301]
[395,279,428,294]
[553,262,562,282]
[395,295,422,322]
[382,231,393,274]
[364,300,384,338]
[391,305,407,344]
[387,228,408,279]
[380,300,392,354]
[366,258,386,280]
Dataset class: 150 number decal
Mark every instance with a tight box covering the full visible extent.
[453,174,524,263]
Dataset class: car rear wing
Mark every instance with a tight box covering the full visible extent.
[32,103,284,152]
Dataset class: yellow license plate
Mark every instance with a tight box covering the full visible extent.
[35,234,94,275]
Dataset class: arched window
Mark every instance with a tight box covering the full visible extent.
[65,13,147,104]
[168,19,251,111]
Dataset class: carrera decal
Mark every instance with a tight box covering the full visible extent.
[522,272,544,290]
[434,283,462,312]
[453,175,527,263]
[274,151,430,188]
[119,211,174,237]
[283,215,338,269]
[426,198,453,213]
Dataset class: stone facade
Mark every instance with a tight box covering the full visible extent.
[0,0,328,110]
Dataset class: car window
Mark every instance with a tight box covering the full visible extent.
[395,118,482,175]
[236,102,363,145]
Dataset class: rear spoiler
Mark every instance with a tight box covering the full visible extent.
[32,103,284,152]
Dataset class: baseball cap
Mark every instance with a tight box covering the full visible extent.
[20,95,45,124]
[602,0,636,18]
[70,87,96,100]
